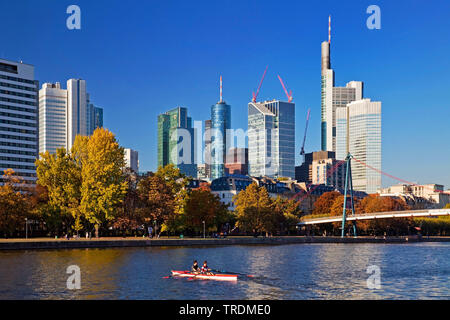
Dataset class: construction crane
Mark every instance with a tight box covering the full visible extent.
[300,108,311,163]
[277,75,293,102]
[252,66,268,103]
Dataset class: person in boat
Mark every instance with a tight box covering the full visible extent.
[201,260,214,275]
[191,260,200,274]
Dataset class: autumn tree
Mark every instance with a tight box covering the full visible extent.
[0,169,31,237]
[76,128,128,234]
[312,191,341,216]
[184,187,230,233]
[35,148,81,235]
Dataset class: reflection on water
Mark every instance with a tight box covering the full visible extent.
[0,243,449,299]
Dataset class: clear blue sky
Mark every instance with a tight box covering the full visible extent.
[1,0,450,188]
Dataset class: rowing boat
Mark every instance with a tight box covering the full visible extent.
[171,270,238,281]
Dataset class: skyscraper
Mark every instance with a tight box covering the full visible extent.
[321,17,363,152]
[39,79,103,154]
[124,148,139,173]
[0,59,39,185]
[157,107,197,177]
[204,119,212,179]
[336,99,381,194]
[248,100,295,179]
[210,76,230,179]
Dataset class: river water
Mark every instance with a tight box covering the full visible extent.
[0,243,449,299]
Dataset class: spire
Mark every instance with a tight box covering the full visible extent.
[328,15,331,44]
[220,75,223,102]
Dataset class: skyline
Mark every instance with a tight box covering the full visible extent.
[1,0,450,187]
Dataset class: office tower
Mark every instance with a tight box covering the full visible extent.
[204,119,212,179]
[0,59,39,185]
[295,151,342,186]
[39,83,67,154]
[88,103,103,134]
[210,76,230,179]
[248,100,295,179]
[124,148,139,173]
[157,107,197,177]
[321,17,363,152]
[39,79,103,154]
[336,98,381,193]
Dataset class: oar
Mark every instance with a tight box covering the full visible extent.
[211,269,255,278]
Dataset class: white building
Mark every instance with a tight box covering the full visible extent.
[39,79,103,154]
[124,148,139,172]
[336,99,381,194]
[0,59,39,185]
[39,83,67,154]
[248,100,295,179]
[321,33,364,152]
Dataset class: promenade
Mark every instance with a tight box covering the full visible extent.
[0,235,449,250]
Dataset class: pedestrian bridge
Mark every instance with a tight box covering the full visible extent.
[298,209,450,225]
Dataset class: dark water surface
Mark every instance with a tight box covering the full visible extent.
[0,243,449,299]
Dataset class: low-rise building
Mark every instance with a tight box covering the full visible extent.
[377,183,450,208]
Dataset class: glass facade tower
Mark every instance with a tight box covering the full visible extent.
[248,100,295,179]
[210,101,230,179]
[157,107,197,177]
[336,99,381,194]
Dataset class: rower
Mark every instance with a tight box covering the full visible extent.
[191,260,200,273]
[201,260,213,275]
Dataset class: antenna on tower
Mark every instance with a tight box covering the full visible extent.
[328,15,331,44]
[220,75,223,102]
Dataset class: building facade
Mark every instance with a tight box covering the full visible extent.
[204,119,212,179]
[210,101,230,179]
[321,40,363,152]
[248,100,295,179]
[124,148,139,173]
[39,79,103,154]
[0,59,39,185]
[157,107,197,177]
[225,147,248,176]
[336,99,381,194]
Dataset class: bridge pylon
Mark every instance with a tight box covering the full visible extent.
[341,153,357,238]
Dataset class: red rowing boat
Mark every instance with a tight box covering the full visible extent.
[171,270,237,281]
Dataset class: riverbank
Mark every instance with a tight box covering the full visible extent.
[0,235,449,250]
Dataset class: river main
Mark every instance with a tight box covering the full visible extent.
[0,243,449,299]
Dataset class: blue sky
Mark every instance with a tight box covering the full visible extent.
[1,0,450,188]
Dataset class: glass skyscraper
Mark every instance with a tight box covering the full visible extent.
[248,100,295,179]
[210,101,230,179]
[157,107,197,177]
[336,99,381,194]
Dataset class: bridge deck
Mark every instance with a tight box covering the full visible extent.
[298,209,450,225]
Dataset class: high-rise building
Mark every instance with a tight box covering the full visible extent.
[204,119,212,179]
[210,76,230,179]
[321,18,363,152]
[124,148,139,173]
[336,98,381,194]
[39,79,103,154]
[39,82,67,154]
[157,107,197,177]
[248,100,295,179]
[0,59,39,185]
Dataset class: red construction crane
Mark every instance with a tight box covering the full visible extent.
[252,66,268,102]
[277,75,293,102]
[300,108,311,163]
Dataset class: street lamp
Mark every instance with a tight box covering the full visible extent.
[25,218,28,239]
[202,221,205,239]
